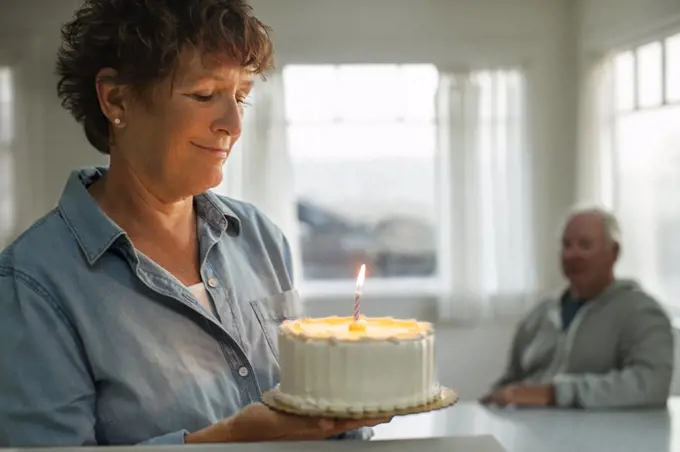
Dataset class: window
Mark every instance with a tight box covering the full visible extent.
[282,64,439,283]
[614,51,634,112]
[666,34,680,103]
[608,33,680,312]
[636,42,662,108]
[0,67,15,249]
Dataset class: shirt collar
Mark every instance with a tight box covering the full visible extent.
[58,167,241,265]
[196,190,242,235]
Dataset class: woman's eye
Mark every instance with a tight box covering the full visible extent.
[191,93,214,102]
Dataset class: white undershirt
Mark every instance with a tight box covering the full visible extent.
[134,249,217,317]
[187,282,216,317]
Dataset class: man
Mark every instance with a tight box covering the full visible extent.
[481,207,674,409]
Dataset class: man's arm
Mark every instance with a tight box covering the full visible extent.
[552,302,674,409]
[493,323,527,388]
[491,302,549,389]
[0,271,189,446]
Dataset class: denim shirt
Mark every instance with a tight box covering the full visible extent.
[0,167,370,446]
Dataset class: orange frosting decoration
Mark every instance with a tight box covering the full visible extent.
[281,316,432,341]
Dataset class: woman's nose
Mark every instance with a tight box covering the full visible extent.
[212,101,243,137]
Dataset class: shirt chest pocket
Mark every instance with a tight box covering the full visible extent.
[249,289,302,361]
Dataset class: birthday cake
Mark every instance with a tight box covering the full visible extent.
[274,315,440,413]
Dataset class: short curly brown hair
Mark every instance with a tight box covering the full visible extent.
[56,0,274,154]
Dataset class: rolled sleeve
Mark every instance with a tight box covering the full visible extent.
[552,374,577,407]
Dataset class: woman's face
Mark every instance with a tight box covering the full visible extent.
[105,50,253,200]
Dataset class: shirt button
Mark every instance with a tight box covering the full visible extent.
[207,278,219,288]
[238,366,249,378]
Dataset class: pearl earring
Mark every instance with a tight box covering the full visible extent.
[113,118,121,126]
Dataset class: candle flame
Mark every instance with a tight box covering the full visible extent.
[355,264,366,293]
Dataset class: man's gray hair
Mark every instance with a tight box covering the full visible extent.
[561,205,622,247]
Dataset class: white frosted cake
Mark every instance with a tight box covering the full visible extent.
[275,315,439,413]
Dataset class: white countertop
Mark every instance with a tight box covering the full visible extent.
[0,436,505,452]
[373,398,680,452]
[3,399,678,451]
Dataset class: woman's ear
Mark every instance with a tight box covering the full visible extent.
[95,68,128,127]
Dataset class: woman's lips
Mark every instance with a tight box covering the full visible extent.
[191,141,228,158]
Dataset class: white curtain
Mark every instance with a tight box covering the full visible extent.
[216,71,302,283]
[575,56,616,208]
[0,67,16,250]
[436,70,536,321]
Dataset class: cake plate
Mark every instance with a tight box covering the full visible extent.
[261,386,459,420]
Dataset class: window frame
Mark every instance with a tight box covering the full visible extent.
[611,31,680,116]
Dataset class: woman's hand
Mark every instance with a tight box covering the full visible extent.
[185,402,391,443]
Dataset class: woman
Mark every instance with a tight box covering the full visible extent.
[0,0,387,446]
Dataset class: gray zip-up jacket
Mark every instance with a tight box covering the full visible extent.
[494,279,674,408]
